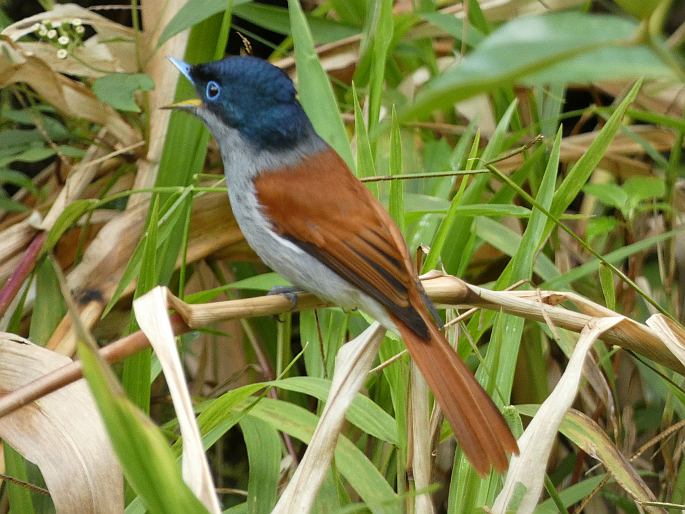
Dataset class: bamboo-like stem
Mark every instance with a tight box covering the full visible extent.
[0,273,680,419]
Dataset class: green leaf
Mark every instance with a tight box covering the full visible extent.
[599,263,617,311]
[535,475,607,514]
[615,0,660,19]
[122,195,160,413]
[352,83,378,195]
[356,0,393,140]
[587,216,619,240]
[544,227,681,288]
[623,176,665,204]
[4,445,35,514]
[0,168,39,195]
[191,383,267,451]
[233,3,357,44]
[0,196,28,213]
[422,133,478,273]
[240,417,280,514]
[45,199,99,252]
[78,341,210,514]
[271,376,397,444]
[388,106,403,232]
[435,100,518,274]
[288,0,353,166]
[401,13,663,121]
[0,145,54,167]
[29,258,66,346]
[247,398,398,514]
[92,73,155,113]
[506,128,562,283]
[551,80,641,221]
[184,272,290,304]
[421,12,484,46]
[473,217,559,282]
[583,183,629,214]
[158,0,248,47]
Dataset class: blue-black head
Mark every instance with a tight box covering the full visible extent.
[168,56,314,150]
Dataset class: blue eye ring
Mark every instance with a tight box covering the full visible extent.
[206,81,220,101]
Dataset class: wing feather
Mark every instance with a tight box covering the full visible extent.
[253,148,427,336]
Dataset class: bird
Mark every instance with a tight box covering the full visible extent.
[167,55,518,474]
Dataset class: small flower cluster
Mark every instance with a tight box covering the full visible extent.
[31,18,85,60]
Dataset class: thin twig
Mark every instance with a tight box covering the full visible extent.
[360,169,488,183]
[0,474,50,495]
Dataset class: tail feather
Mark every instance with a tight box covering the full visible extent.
[392,309,518,475]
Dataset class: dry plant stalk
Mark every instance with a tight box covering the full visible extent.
[0,271,682,420]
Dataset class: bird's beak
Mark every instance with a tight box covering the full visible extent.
[163,56,203,110]
[168,56,193,83]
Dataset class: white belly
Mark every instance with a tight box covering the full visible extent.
[227,184,394,328]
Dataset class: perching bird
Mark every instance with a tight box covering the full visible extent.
[168,55,518,474]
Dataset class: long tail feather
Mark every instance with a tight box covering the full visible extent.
[391,308,518,475]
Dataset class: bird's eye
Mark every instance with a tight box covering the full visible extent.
[206,81,220,100]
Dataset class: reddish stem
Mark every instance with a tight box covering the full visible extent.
[0,232,46,317]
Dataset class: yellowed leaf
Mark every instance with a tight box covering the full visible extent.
[133,287,221,514]
[0,332,122,513]
[492,317,622,514]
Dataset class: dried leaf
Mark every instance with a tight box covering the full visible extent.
[645,314,685,367]
[0,332,122,513]
[0,39,137,145]
[133,287,221,514]
[492,316,622,514]
[273,322,385,513]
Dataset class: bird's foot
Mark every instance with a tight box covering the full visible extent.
[267,285,301,310]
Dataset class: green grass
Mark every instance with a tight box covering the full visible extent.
[1,1,685,513]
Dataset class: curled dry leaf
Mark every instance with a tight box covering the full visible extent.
[2,3,132,42]
[133,287,221,514]
[0,40,138,145]
[1,3,136,76]
[273,322,386,514]
[0,332,122,513]
[492,316,623,514]
[646,314,685,367]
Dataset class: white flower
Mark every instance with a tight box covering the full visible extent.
[47,29,57,39]
[75,25,85,35]
[32,23,41,32]
[71,18,82,27]
[38,25,48,36]
[51,21,61,28]
[56,48,68,59]
[58,35,69,46]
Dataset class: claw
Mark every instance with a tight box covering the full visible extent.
[267,285,300,310]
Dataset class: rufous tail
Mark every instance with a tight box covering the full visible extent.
[392,308,519,475]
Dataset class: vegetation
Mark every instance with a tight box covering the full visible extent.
[0,0,684,513]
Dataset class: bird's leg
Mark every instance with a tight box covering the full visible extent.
[267,285,301,310]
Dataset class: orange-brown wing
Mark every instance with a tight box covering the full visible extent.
[254,148,428,337]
